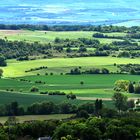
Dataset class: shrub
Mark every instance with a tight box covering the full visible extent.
[76,110,89,119]
[45,72,48,75]
[48,91,66,96]
[30,86,39,92]
[50,73,53,75]
[80,81,84,85]
[134,85,140,94]
[67,93,76,100]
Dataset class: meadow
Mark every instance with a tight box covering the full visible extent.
[0,73,139,107]
[1,57,140,77]
[0,30,123,44]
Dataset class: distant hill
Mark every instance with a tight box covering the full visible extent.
[0,0,140,26]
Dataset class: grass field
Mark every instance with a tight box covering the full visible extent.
[0,114,73,124]
[0,90,115,109]
[1,74,139,92]
[0,90,88,106]
[0,30,123,44]
[0,74,139,107]
[1,57,140,77]
[0,56,139,107]
[18,74,140,98]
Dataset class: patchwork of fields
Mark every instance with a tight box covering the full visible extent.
[0,73,139,107]
[0,29,139,109]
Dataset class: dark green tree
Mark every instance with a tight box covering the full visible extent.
[134,85,140,94]
[0,56,7,66]
[0,69,3,78]
[112,92,127,112]
[95,99,103,115]
[128,82,134,93]
[76,110,89,119]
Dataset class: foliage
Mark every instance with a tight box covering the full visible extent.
[114,80,130,92]
[128,82,134,93]
[112,92,128,111]
[0,56,7,66]
[30,86,39,92]
[134,84,140,94]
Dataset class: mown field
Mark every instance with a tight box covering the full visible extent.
[0,30,124,43]
[1,74,139,93]
[1,57,140,77]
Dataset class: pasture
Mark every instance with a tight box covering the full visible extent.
[1,57,140,77]
[0,74,139,107]
[0,30,123,44]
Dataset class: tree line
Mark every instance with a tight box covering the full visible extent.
[0,97,140,139]
[0,24,129,32]
[68,67,110,75]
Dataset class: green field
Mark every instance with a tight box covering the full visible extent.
[0,114,73,124]
[0,56,139,108]
[0,30,123,44]
[0,74,139,107]
[1,57,140,77]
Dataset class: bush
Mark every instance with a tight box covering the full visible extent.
[67,93,76,100]
[76,110,89,119]
[80,81,84,85]
[101,68,109,74]
[134,85,140,94]
[30,86,39,92]
[0,56,7,66]
[40,91,48,94]
[0,69,3,77]
[45,72,48,75]
[48,91,66,95]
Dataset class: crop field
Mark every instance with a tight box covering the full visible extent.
[0,74,139,107]
[0,30,123,43]
[1,74,139,92]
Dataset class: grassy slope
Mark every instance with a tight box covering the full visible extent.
[0,90,87,106]
[0,30,123,43]
[0,74,139,105]
[1,57,140,77]
[21,74,140,98]
[0,90,114,108]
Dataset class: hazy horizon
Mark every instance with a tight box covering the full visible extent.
[0,0,140,26]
